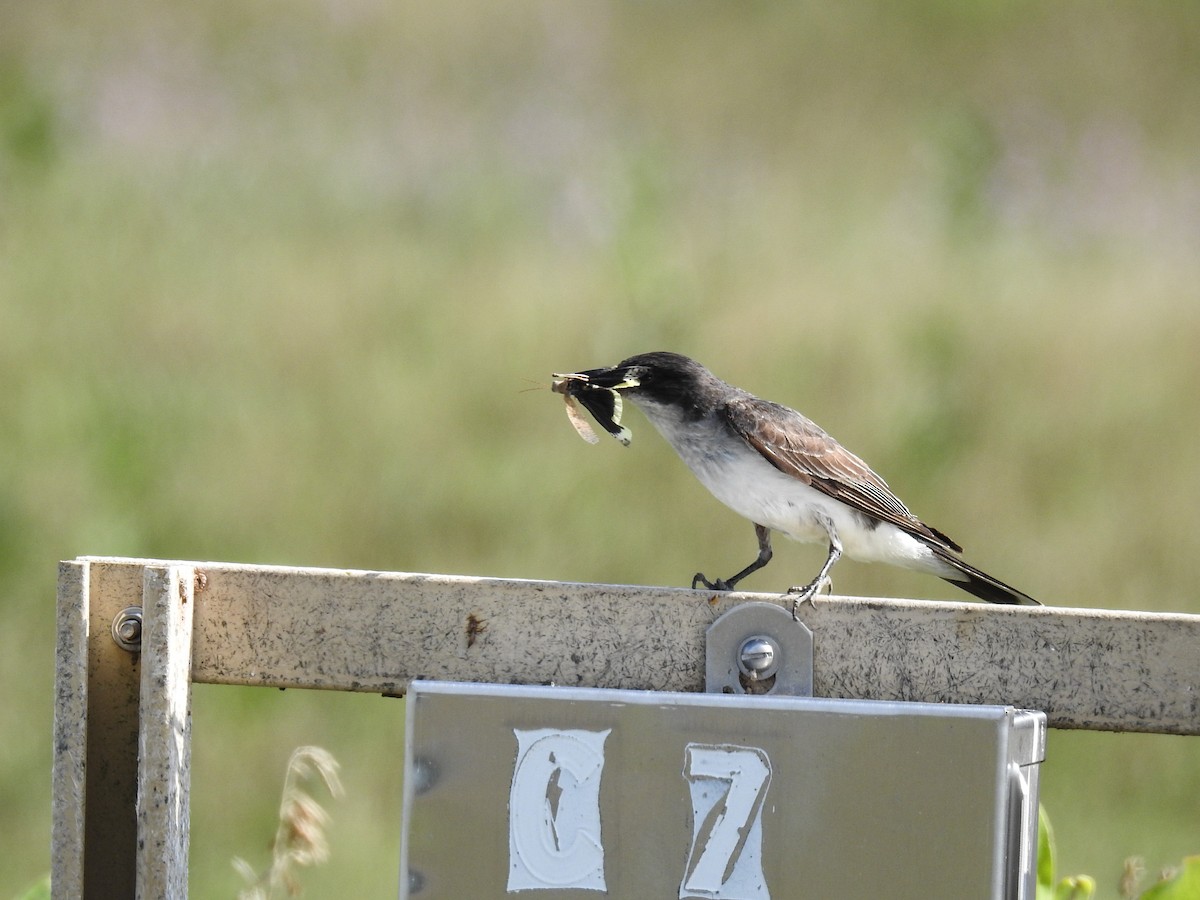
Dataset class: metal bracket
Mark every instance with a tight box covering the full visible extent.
[705,602,813,696]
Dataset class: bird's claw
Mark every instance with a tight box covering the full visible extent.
[786,577,830,619]
[692,573,733,591]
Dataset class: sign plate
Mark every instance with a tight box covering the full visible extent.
[400,681,1044,899]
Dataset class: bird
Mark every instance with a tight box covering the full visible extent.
[553,351,1039,607]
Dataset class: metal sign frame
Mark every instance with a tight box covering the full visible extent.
[50,557,1200,898]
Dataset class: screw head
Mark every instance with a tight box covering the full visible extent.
[738,635,778,681]
[111,606,143,652]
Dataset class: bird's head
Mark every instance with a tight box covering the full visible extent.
[569,352,712,405]
[552,352,718,439]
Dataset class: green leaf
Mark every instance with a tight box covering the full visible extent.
[1139,856,1200,900]
[1037,806,1099,899]
[1037,804,1057,895]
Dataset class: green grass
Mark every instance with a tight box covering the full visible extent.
[3,2,1200,896]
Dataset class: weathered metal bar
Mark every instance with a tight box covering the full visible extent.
[51,561,89,900]
[70,557,1199,735]
[136,565,195,900]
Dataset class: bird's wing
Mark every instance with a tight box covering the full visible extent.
[722,395,962,552]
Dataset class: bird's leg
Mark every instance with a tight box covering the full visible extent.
[788,516,843,618]
[692,524,773,591]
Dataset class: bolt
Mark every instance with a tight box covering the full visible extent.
[111,606,143,652]
[738,635,778,681]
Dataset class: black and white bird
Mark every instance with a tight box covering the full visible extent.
[553,351,1039,606]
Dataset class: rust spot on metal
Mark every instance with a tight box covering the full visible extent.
[180,570,208,603]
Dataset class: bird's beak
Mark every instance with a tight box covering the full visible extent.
[552,365,641,392]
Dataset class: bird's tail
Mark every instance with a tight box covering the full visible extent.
[930,546,1041,606]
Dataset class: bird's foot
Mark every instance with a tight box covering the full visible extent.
[692,572,734,591]
[786,577,830,619]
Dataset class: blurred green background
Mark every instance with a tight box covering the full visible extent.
[4,1,1199,896]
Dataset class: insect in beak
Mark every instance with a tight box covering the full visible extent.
[551,372,633,446]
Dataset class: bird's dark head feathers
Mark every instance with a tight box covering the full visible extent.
[593,351,719,409]
[554,351,722,434]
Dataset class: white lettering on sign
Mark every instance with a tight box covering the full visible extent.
[680,743,772,900]
[507,728,610,893]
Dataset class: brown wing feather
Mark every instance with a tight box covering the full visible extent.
[723,396,963,553]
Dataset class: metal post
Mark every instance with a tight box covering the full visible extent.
[136,565,195,898]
